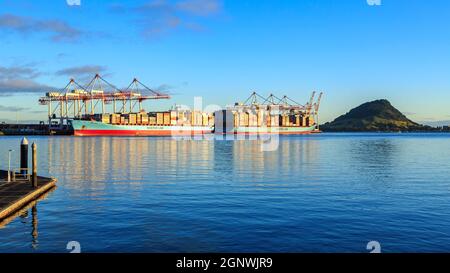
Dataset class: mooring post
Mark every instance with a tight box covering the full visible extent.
[7,149,13,182]
[32,143,38,188]
[20,137,29,176]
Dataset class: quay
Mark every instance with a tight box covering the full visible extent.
[0,139,57,221]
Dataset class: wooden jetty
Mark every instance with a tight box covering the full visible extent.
[0,170,57,221]
[0,139,57,221]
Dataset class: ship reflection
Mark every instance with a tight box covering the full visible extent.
[46,136,322,191]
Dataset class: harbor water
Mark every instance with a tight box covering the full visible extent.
[0,133,450,252]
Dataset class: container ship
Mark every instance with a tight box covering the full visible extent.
[214,92,323,135]
[71,110,214,136]
[39,75,214,137]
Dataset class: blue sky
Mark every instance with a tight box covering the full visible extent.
[0,0,449,124]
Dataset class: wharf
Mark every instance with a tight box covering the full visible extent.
[0,170,57,221]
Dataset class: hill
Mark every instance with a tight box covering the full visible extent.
[321,99,433,132]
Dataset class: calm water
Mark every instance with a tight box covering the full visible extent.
[0,133,450,253]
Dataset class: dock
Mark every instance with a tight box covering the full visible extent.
[0,170,57,221]
[1,139,57,221]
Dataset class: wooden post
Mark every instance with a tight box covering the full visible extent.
[32,142,38,188]
[20,138,29,175]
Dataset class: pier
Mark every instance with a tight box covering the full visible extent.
[0,140,57,221]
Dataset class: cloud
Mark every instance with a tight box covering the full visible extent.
[0,105,28,112]
[112,0,222,38]
[0,79,52,95]
[0,64,53,95]
[0,64,40,80]
[0,13,82,42]
[55,65,108,81]
[175,0,222,16]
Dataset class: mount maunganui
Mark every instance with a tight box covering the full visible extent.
[321,99,433,132]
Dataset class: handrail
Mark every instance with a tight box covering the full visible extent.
[11,168,31,182]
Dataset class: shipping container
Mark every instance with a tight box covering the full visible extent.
[149,117,157,125]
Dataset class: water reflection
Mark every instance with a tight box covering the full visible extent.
[31,205,38,250]
[0,187,55,250]
[2,134,450,252]
[45,137,326,191]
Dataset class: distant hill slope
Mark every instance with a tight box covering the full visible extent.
[321,99,431,132]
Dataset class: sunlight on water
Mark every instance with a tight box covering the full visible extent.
[0,133,450,252]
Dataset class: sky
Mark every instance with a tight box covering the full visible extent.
[0,0,449,125]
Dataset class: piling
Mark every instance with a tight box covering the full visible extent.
[32,143,38,188]
[20,137,28,175]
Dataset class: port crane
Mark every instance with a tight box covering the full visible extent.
[312,92,323,130]
[230,91,323,129]
[38,74,170,129]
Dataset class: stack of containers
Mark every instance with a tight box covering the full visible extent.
[149,113,157,125]
[177,111,185,125]
[170,111,177,126]
[102,114,111,124]
[302,116,307,127]
[111,114,120,124]
[234,112,239,127]
[163,113,171,125]
[238,112,247,127]
[120,114,128,125]
[129,114,137,125]
[185,111,192,125]
[257,110,264,127]
[208,114,215,126]
[202,113,208,126]
[248,112,257,127]
[141,113,149,125]
[308,116,314,127]
[272,115,280,127]
[289,115,296,127]
[156,113,164,125]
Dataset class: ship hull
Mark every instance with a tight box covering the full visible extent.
[72,120,214,137]
[218,125,318,135]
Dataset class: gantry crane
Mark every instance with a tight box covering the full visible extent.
[38,74,170,129]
